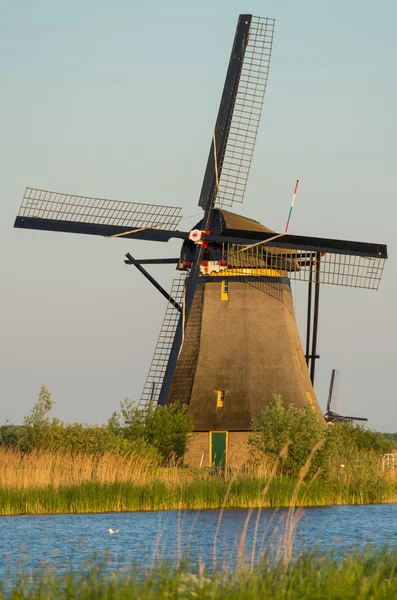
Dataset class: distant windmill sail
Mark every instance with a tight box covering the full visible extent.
[325,368,367,423]
[327,368,340,413]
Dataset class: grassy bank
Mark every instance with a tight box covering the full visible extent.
[2,547,397,599]
[1,478,397,515]
[1,447,397,515]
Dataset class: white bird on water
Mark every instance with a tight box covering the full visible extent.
[108,528,120,534]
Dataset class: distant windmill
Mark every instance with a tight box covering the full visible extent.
[14,14,386,467]
[324,369,368,424]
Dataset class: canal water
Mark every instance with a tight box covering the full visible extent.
[1,504,397,578]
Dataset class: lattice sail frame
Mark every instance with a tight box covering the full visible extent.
[215,16,275,209]
[19,188,183,230]
[139,273,187,409]
[222,243,386,290]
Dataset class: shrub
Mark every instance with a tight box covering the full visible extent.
[250,395,325,477]
[250,395,393,483]
[10,387,160,461]
[20,420,160,461]
[109,399,193,464]
[0,423,23,447]
[7,387,192,462]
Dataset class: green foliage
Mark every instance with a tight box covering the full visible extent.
[23,385,54,428]
[250,394,326,477]
[19,419,159,460]
[321,421,393,469]
[109,399,193,464]
[6,387,191,463]
[4,547,397,599]
[381,432,397,446]
[334,422,394,454]
[20,385,55,451]
[0,423,23,447]
[251,395,393,489]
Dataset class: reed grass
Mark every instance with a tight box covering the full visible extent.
[1,476,397,516]
[0,446,397,515]
[2,547,397,599]
[0,446,154,488]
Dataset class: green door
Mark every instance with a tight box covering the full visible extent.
[211,432,227,467]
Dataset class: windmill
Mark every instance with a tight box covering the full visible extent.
[14,15,387,468]
[324,369,368,424]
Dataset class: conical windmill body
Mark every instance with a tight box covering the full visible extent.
[14,15,387,467]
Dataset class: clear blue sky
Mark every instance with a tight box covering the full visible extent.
[1,0,396,429]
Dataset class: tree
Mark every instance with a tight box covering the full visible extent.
[20,385,55,451]
[109,399,193,464]
[23,385,54,428]
[250,394,325,477]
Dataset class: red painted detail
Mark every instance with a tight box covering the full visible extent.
[188,229,210,246]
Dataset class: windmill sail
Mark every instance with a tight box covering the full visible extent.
[15,187,183,237]
[139,273,187,409]
[214,16,275,209]
[198,16,275,211]
[220,239,386,290]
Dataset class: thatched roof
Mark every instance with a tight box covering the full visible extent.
[219,210,275,234]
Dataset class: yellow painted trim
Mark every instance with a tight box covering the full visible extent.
[209,431,228,467]
[306,392,315,410]
[221,281,228,301]
[209,268,283,277]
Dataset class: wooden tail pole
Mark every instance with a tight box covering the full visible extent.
[305,260,313,366]
[310,253,321,384]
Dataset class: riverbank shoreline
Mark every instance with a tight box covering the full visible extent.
[1,477,397,516]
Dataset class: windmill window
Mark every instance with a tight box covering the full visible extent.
[221,281,229,301]
[217,390,225,408]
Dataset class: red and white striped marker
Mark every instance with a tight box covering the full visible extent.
[285,180,300,233]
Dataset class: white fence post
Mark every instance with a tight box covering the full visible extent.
[382,454,397,471]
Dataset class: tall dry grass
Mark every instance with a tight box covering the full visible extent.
[0,447,153,489]
[0,447,277,490]
[0,444,396,516]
